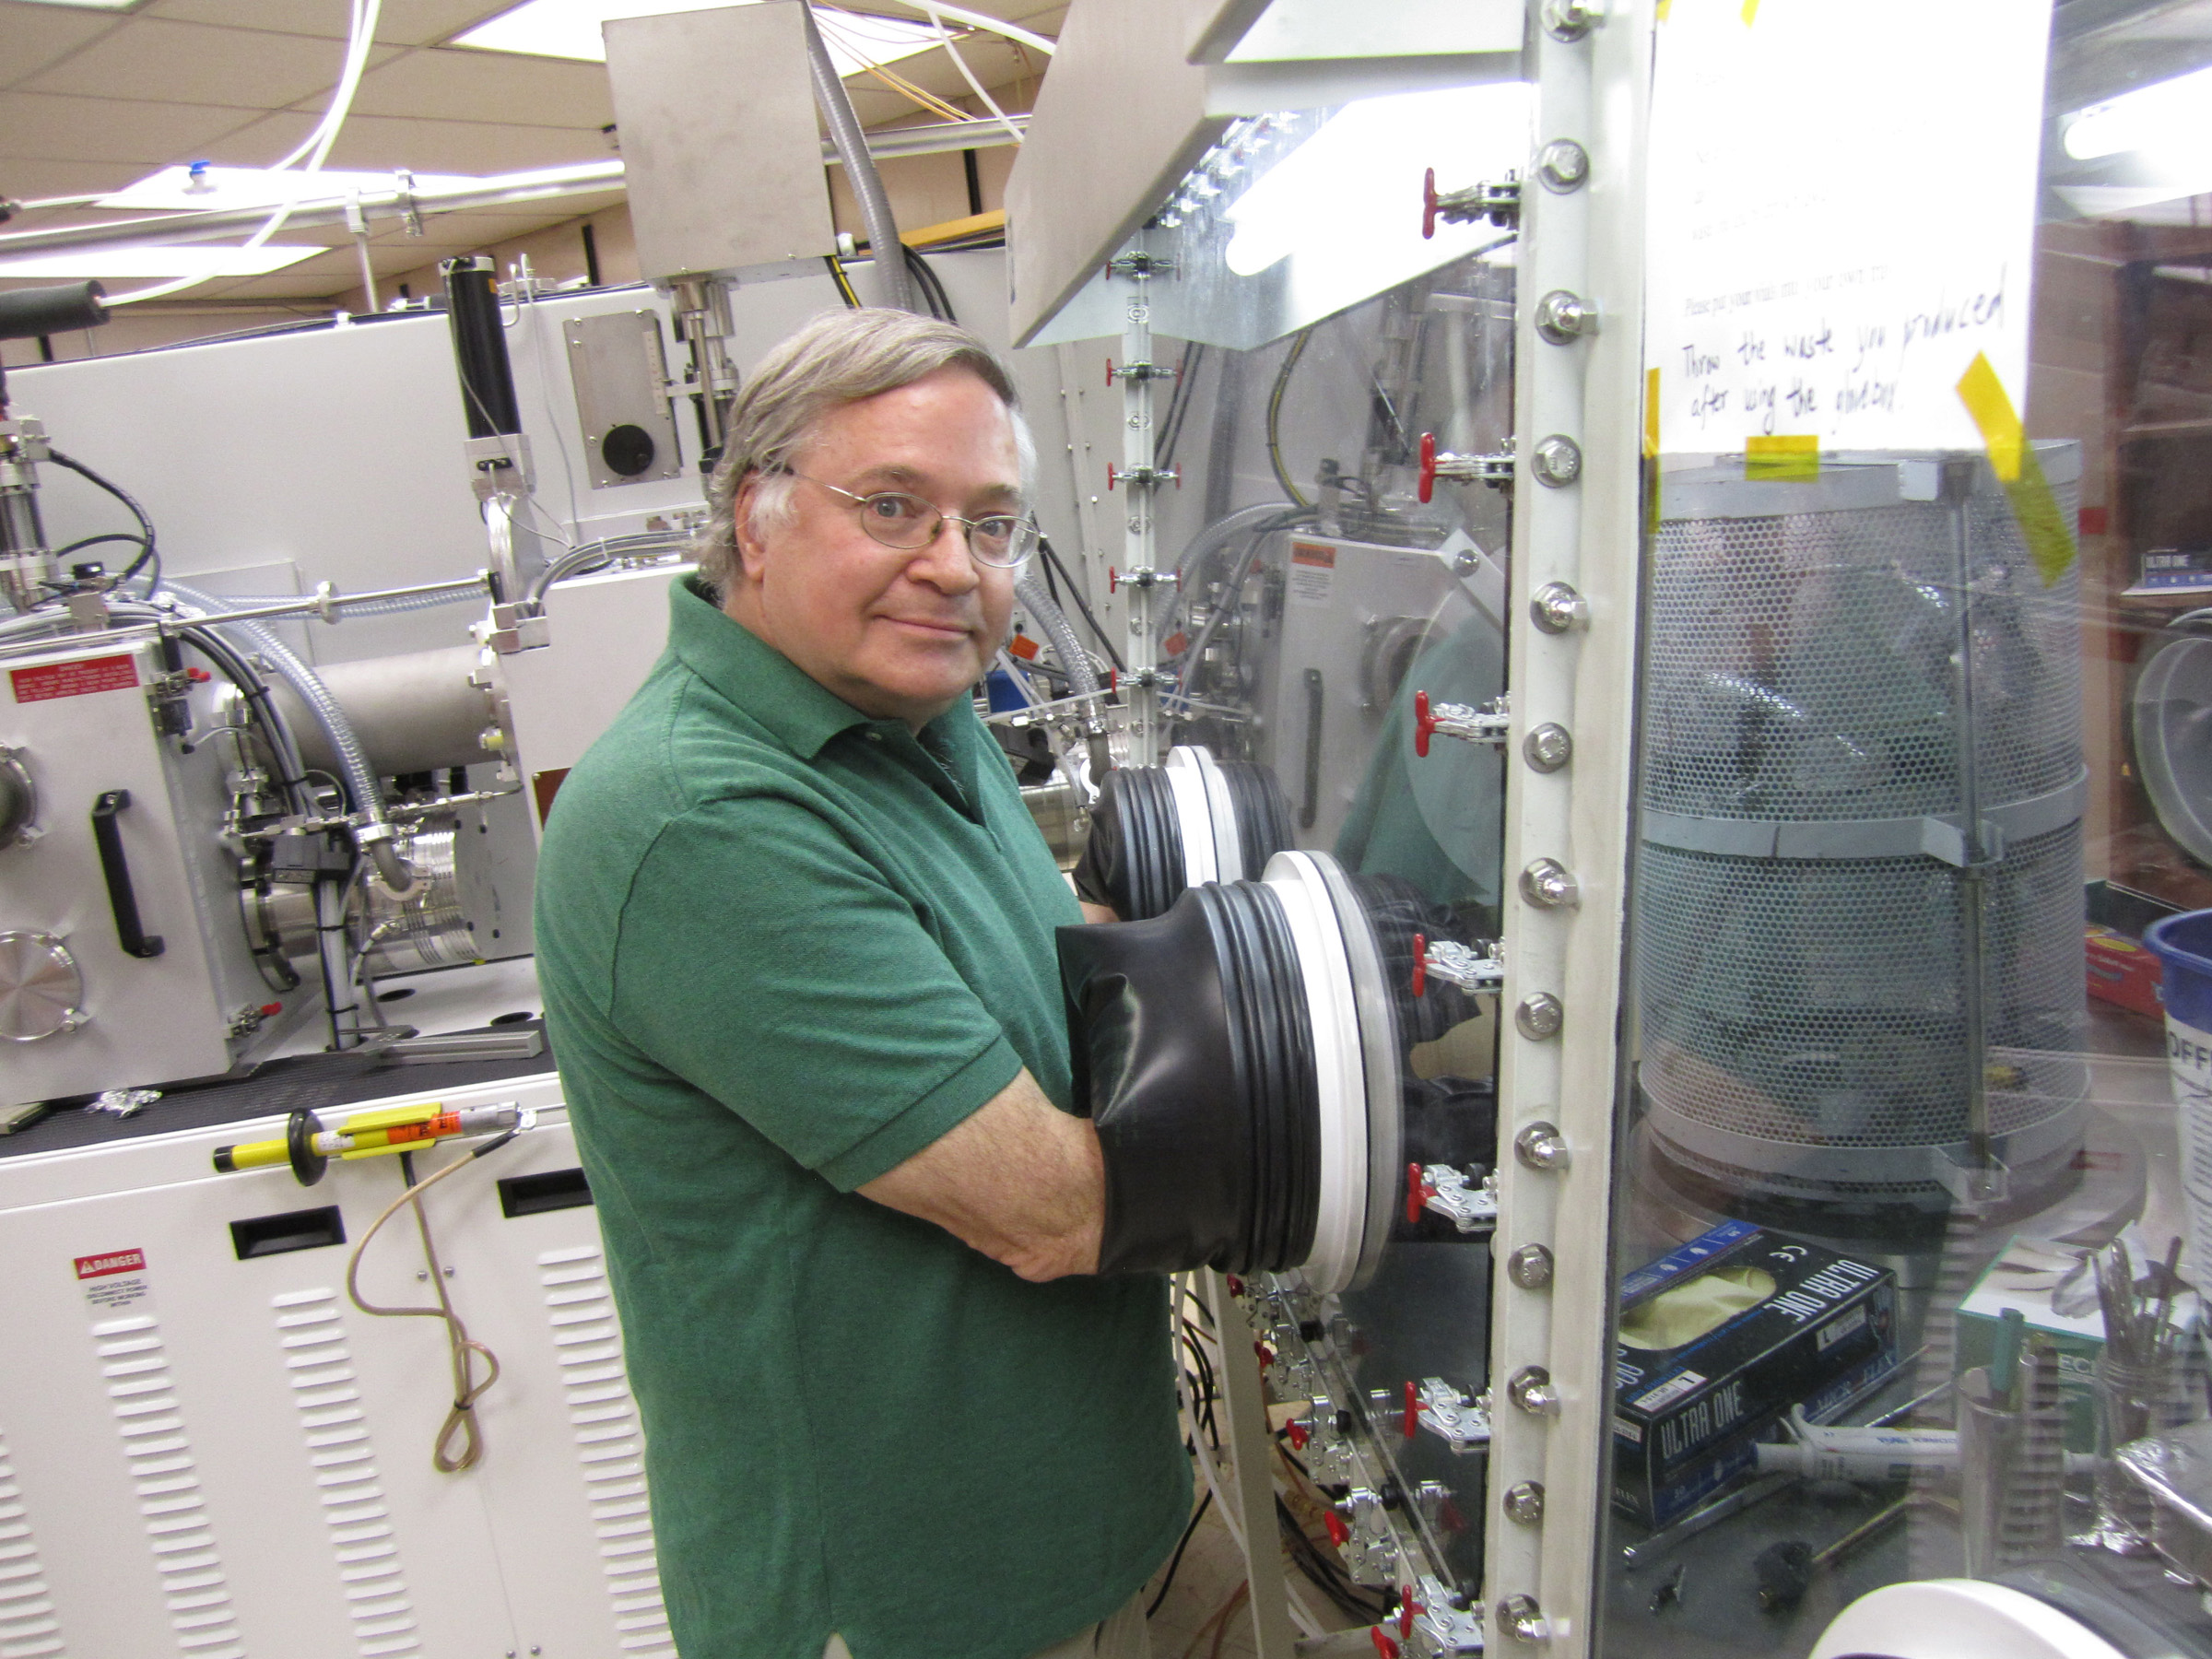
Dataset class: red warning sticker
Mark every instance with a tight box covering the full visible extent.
[76,1248,147,1279]
[76,1247,154,1317]
[10,653,139,704]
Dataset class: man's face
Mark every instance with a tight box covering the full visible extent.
[729,367,1021,729]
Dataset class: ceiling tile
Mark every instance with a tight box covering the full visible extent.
[347,46,614,128]
[0,91,251,164]
[0,1,128,92]
[187,110,323,167]
[319,112,615,175]
[145,0,516,49]
[22,18,400,111]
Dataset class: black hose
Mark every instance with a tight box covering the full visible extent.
[1146,1488,1214,1618]
[903,245,957,323]
[43,448,157,583]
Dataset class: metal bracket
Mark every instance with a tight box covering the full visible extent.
[1423,168,1522,236]
[1411,934,1504,998]
[1414,1164,1498,1234]
[1409,1377,1492,1453]
[1413,689,1511,757]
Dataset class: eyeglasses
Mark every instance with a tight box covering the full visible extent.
[793,471,1038,569]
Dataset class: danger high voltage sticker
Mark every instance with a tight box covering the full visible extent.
[11,653,139,704]
[76,1247,154,1316]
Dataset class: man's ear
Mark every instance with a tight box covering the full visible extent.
[729,472,769,583]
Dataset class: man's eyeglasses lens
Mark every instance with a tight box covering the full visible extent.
[853,489,1036,568]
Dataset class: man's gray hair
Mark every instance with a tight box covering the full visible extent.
[695,307,1030,594]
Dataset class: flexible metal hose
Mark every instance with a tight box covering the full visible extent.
[1014,572,1100,697]
[801,6,914,312]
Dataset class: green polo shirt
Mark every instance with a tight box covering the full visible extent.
[534,577,1188,1659]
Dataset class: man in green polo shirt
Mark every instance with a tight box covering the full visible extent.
[534,308,1190,1659]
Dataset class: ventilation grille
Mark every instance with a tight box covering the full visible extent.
[270,1289,418,1658]
[536,1247,672,1655]
[93,1313,244,1659]
[0,1423,65,1659]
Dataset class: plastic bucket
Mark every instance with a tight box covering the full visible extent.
[2142,911,2212,1282]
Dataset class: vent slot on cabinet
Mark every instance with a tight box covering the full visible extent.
[499,1168,594,1218]
[229,1206,347,1260]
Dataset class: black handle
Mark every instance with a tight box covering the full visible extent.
[91,790,164,959]
[1300,668,1324,830]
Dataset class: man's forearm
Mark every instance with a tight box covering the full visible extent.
[856,1071,1105,1280]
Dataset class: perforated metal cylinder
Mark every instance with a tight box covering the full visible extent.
[1634,449,2086,1230]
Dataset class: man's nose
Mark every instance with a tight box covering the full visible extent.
[909,515,980,593]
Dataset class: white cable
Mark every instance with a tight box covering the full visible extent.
[916,4,1025,145]
[892,1,1054,54]
[108,0,383,305]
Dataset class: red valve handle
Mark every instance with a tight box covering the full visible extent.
[1106,463,1120,490]
[1411,931,1427,997]
[1403,1379,1419,1441]
[1108,566,1120,594]
[1106,356,1114,388]
[258,1001,283,1017]
[1226,1274,1243,1297]
[1288,1418,1310,1451]
[1414,689,1437,759]
[1372,1629,1401,1659]
[1406,1160,1425,1226]
[1422,165,1441,241]
[1255,1339,1275,1367]
[1418,431,1439,504]
[1325,1511,1350,1547]
[1401,1589,1420,1639]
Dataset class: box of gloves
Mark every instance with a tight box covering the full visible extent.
[1613,1220,1898,1524]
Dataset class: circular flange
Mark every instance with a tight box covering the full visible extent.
[0,930,87,1041]
[1162,747,1223,887]
[0,748,34,846]
[1267,850,1405,1294]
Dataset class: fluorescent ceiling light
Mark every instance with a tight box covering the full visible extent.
[10,0,144,9]
[97,165,479,213]
[453,1,946,77]
[0,246,322,279]
[2065,63,2212,160]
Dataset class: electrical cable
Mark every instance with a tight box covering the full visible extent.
[903,244,958,323]
[346,1138,515,1472]
[1156,342,1203,473]
[1145,1488,1213,1618]
[1036,535,1124,672]
[912,3,1028,145]
[42,448,156,583]
[824,255,864,309]
[1265,330,1315,509]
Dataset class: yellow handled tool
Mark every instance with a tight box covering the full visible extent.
[213,1102,526,1183]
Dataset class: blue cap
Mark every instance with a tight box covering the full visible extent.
[2144,911,2212,1030]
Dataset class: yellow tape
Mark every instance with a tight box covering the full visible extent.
[1745,434,1819,480]
[1656,0,1673,18]
[1955,351,2023,482]
[341,1103,441,1132]
[1644,368,1661,461]
[1954,351,2076,587]
[1740,0,1759,21]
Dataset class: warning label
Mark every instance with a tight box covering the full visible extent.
[11,653,139,704]
[1288,540,1335,607]
[76,1247,154,1315]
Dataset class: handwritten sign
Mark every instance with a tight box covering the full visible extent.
[1645,0,2053,454]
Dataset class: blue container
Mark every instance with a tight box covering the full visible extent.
[2147,911,2212,1033]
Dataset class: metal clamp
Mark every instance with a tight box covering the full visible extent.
[1422,168,1521,237]
[1404,1573,1486,1655]
[1413,689,1511,757]
[1105,462,1179,490]
[1418,431,1514,501]
[1107,565,1178,593]
[1410,933,1504,998]
[1409,1163,1497,1233]
[1407,1376,1492,1452]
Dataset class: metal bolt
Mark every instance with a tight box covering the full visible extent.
[1531,434,1583,488]
[1535,138,1590,194]
[1524,723,1572,772]
[1515,992,1564,1040]
[1507,1367,1561,1418]
[1453,548,1481,576]
[1498,1592,1551,1642]
[1541,0,1603,40]
[1519,858,1579,909]
[1514,1121,1571,1172]
[1534,289,1598,346]
[1507,1243,1556,1289]
[1529,582,1589,634]
[1503,1481,1547,1524]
